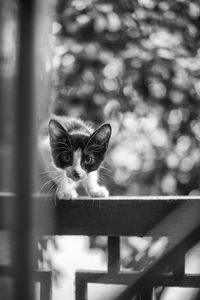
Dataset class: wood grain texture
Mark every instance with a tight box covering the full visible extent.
[1,194,200,236]
[56,196,200,237]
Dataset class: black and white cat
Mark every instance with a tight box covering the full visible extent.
[38,116,111,199]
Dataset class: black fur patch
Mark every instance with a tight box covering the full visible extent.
[49,117,111,173]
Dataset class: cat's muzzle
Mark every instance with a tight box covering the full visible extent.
[72,170,81,180]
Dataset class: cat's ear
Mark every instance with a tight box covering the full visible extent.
[48,119,69,143]
[87,123,111,151]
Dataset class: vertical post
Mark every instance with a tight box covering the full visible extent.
[173,246,185,278]
[14,1,36,300]
[40,278,52,300]
[108,236,120,273]
[139,287,154,300]
[75,274,88,300]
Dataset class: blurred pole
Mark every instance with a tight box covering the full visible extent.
[14,0,36,300]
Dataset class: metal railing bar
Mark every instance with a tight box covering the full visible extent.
[0,191,199,297]
[139,287,153,300]
[75,275,88,300]
[108,237,120,273]
[40,275,52,300]
[75,271,200,287]
[172,245,185,278]
[108,204,200,300]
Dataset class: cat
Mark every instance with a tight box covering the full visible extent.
[38,115,112,200]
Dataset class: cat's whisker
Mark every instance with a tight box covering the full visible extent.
[51,147,69,151]
[39,172,62,181]
[86,144,102,151]
[53,126,73,147]
[51,141,70,148]
[58,127,73,152]
[51,141,68,145]
[99,171,113,178]
[55,151,69,159]
[46,181,58,194]
[87,143,101,147]
[53,180,62,205]
[39,174,53,180]
[100,166,112,173]
[46,176,63,195]
[39,174,63,193]
[38,170,60,175]
[88,149,102,154]
[39,179,54,193]
[39,117,111,200]
[38,171,61,180]
[97,175,104,183]
[102,163,112,169]
[54,178,65,205]
[61,129,70,140]
[103,158,112,167]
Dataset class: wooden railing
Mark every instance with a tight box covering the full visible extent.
[1,194,200,300]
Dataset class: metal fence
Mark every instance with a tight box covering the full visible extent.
[1,1,200,300]
[1,194,200,299]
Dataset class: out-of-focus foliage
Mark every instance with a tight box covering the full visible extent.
[52,0,200,196]
[43,2,200,298]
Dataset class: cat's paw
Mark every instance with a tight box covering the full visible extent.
[57,188,78,200]
[89,186,109,198]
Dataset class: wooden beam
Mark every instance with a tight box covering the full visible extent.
[1,194,200,237]
[56,196,200,236]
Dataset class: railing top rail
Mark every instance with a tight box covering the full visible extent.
[1,193,200,237]
[2,192,200,200]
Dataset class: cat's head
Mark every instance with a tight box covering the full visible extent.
[48,119,111,182]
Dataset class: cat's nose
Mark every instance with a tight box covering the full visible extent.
[72,170,80,179]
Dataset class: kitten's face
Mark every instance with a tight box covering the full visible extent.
[48,119,111,182]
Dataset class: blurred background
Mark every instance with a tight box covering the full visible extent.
[52,0,200,197]
[0,0,200,299]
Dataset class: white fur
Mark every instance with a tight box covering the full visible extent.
[66,149,87,181]
[83,172,109,197]
[38,137,109,200]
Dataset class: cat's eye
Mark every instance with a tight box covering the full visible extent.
[61,153,71,163]
[85,156,94,165]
